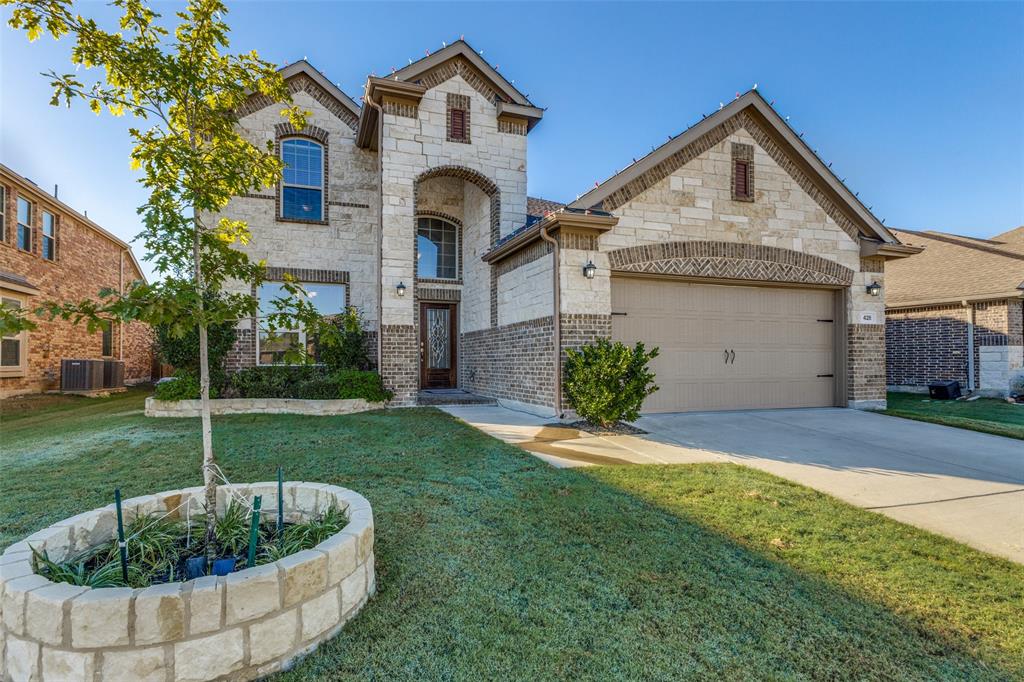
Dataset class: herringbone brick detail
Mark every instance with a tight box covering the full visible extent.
[608,241,854,286]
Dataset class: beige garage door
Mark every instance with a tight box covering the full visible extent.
[611,277,837,413]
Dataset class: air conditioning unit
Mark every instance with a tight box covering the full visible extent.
[103,360,125,389]
[61,359,105,392]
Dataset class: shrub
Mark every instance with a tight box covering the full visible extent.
[153,370,217,401]
[155,310,236,389]
[316,307,371,371]
[563,337,659,427]
[227,365,392,402]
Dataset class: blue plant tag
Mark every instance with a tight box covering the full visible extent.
[185,556,206,579]
[212,557,236,576]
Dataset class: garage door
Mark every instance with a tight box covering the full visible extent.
[611,278,837,413]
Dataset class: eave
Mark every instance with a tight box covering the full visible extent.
[886,289,1024,310]
[497,101,544,132]
[390,40,533,107]
[356,77,428,149]
[860,239,924,259]
[483,209,618,264]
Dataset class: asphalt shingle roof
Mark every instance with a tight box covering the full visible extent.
[886,229,1024,308]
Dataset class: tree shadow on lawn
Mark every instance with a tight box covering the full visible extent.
[2,406,1019,680]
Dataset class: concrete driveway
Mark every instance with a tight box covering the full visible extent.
[442,405,1024,563]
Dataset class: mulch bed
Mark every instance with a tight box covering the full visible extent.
[552,420,646,436]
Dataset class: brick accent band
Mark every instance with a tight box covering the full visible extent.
[264,267,349,284]
[608,241,854,287]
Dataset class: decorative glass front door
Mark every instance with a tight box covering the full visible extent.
[420,302,457,388]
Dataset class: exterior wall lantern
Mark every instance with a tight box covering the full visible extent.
[396,281,407,297]
[866,281,882,297]
[582,260,597,280]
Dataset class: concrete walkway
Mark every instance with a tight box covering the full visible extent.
[442,405,1024,563]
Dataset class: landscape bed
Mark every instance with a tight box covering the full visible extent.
[2,388,1022,680]
[0,480,375,681]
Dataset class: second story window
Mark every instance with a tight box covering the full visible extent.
[0,186,6,241]
[16,196,32,252]
[42,210,56,261]
[281,138,323,221]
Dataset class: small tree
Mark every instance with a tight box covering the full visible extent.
[563,338,659,427]
[3,0,330,562]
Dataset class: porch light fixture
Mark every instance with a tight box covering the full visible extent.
[396,281,407,297]
[582,260,597,280]
[866,281,881,297]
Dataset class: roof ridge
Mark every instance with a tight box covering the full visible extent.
[895,228,1024,262]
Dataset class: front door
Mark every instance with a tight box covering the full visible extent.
[420,302,457,389]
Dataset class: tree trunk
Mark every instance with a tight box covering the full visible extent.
[193,222,218,565]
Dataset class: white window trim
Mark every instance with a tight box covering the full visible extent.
[279,137,325,222]
[41,210,56,261]
[16,196,32,253]
[0,293,29,377]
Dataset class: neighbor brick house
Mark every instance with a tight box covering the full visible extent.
[885,227,1024,396]
[215,40,920,415]
[0,164,153,398]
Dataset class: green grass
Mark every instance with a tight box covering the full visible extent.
[2,390,1022,680]
[883,391,1024,440]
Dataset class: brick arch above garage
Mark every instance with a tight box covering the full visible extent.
[607,241,855,287]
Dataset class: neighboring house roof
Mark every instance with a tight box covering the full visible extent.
[526,196,565,220]
[992,226,1024,243]
[0,163,148,284]
[886,229,1024,308]
[568,90,900,246]
[389,40,535,107]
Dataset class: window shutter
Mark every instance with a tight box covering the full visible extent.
[734,160,749,198]
[451,109,466,140]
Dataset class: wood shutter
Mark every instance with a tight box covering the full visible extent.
[734,160,750,198]
[450,108,466,141]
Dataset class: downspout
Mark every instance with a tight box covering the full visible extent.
[539,224,561,417]
[119,250,124,360]
[366,90,385,371]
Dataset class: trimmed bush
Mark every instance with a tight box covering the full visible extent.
[153,370,218,401]
[316,307,372,371]
[155,312,236,388]
[227,365,392,402]
[563,338,659,427]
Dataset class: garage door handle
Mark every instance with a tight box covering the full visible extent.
[723,349,730,364]
[729,349,735,364]
[817,374,834,378]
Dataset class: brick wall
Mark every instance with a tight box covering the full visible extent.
[848,323,886,406]
[0,171,153,397]
[380,324,417,405]
[460,317,555,408]
[885,305,970,388]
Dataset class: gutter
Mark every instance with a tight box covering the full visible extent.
[539,225,561,417]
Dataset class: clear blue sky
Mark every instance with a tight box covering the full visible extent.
[3,1,1022,280]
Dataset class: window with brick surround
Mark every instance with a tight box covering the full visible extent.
[256,281,346,365]
[731,142,754,201]
[446,93,471,144]
[42,210,56,261]
[0,186,5,241]
[101,319,113,357]
[16,196,32,252]
[416,217,459,280]
[0,296,28,376]
[280,138,324,221]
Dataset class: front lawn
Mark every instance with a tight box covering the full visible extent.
[3,390,1022,680]
[884,391,1024,440]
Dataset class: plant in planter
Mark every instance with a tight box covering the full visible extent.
[564,337,660,428]
[2,0,338,564]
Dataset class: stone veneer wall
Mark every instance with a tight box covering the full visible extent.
[0,483,374,682]
[145,396,385,417]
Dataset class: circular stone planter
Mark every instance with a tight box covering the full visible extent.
[0,483,375,682]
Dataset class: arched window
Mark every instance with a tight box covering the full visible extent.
[280,138,323,221]
[416,217,459,280]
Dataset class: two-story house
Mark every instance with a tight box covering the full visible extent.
[218,40,918,416]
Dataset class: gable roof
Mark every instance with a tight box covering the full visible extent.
[568,90,899,245]
[389,40,534,106]
[886,229,1024,308]
[239,60,361,130]
[992,226,1024,244]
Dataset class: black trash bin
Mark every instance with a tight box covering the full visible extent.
[928,380,961,400]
